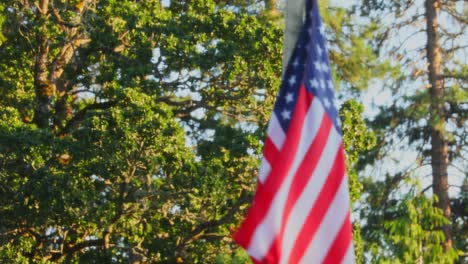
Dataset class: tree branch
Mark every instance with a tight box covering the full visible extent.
[51,239,105,261]
[51,8,80,28]
[442,73,468,81]
[59,101,117,136]
[32,0,52,128]
[177,189,250,251]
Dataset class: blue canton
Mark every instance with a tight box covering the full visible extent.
[273,0,341,134]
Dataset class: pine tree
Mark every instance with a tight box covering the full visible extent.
[357,0,466,262]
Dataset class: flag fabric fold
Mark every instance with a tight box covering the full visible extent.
[233,0,355,263]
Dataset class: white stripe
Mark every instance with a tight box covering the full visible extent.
[247,98,325,260]
[258,158,271,184]
[341,243,355,264]
[299,179,351,264]
[279,126,342,264]
[267,114,286,150]
[260,113,285,184]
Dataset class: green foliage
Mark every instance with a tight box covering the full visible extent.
[215,247,251,264]
[339,99,376,264]
[0,0,279,262]
[0,91,196,262]
[452,178,468,256]
[363,179,459,264]
[0,0,388,262]
[0,4,5,45]
[340,100,376,203]
[321,0,398,94]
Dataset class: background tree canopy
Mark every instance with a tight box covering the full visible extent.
[0,0,465,263]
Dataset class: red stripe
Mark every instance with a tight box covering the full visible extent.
[322,214,353,264]
[262,113,332,263]
[263,136,280,166]
[258,136,280,189]
[233,84,314,248]
[287,147,346,264]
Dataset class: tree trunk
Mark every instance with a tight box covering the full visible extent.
[32,0,52,128]
[424,0,452,251]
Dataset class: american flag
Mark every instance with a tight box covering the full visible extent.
[233,0,354,263]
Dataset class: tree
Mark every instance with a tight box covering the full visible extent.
[0,0,386,262]
[0,0,280,262]
[357,0,466,262]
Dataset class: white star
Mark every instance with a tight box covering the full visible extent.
[314,61,322,72]
[310,78,319,89]
[316,45,323,56]
[292,58,300,68]
[319,24,326,36]
[336,116,342,127]
[327,80,334,90]
[323,97,331,108]
[281,110,291,120]
[320,79,326,89]
[321,63,329,73]
[285,93,294,103]
[288,76,296,86]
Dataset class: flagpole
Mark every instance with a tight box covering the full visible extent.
[282,0,306,75]
[234,1,355,262]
